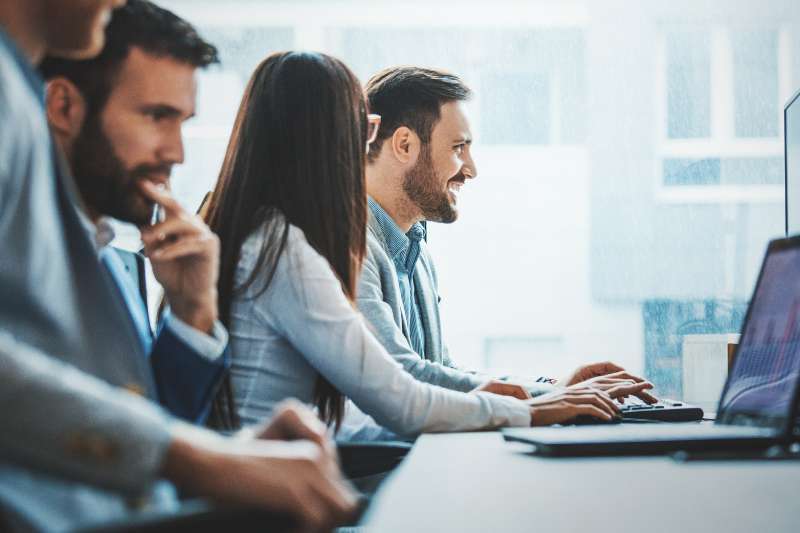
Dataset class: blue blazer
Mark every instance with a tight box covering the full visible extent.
[113,248,229,423]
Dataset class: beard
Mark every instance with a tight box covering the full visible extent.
[402,145,458,224]
[71,113,171,226]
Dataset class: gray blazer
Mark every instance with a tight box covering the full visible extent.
[0,31,177,532]
[358,210,485,392]
[357,208,555,396]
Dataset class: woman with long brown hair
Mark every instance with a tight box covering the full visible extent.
[205,51,619,435]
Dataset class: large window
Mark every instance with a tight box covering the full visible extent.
[656,24,792,202]
[144,0,800,399]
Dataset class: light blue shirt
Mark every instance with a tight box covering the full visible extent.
[226,214,532,436]
[367,197,426,356]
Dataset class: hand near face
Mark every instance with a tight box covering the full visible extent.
[138,181,219,333]
[561,361,658,404]
[472,380,532,400]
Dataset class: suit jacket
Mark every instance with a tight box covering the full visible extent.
[112,248,229,423]
[0,28,183,532]
[357,204,556,396]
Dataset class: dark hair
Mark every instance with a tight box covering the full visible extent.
[39,0,218,113]
[205,51,368,431]
[365,66,471,163]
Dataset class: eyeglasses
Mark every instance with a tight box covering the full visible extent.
[366,113,381,146]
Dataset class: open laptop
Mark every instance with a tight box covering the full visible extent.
[503,236,800,456]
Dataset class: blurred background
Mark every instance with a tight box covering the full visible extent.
[120,0,800,399]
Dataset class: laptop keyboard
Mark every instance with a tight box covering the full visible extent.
[620,399,704,422]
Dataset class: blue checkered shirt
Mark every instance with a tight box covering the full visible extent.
[368,197,427,356]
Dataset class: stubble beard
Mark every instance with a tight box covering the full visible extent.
[401,145,458,224]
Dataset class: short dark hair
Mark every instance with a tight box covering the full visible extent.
[365,66,471,162]
[40,0,218,113]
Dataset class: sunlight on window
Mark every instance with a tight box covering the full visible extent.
[154,0,798,399]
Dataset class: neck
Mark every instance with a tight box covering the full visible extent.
[0,1,46,65]
[367,165,422,233]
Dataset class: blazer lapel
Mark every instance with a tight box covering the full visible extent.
[367,211,412,340]
[412,255,442,364]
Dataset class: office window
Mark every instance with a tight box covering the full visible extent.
[329,27,586,145]
[145,0,796,400]
[663,157,784,186]
[657,24,789,201]
[480,71,550,144]
[666,30,711,139]
[732,30,779,138]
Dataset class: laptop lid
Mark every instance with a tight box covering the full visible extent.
[715,236,800,434]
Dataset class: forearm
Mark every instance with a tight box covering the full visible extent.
[0,332,173,495]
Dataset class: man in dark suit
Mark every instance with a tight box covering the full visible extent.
[41,0,228,424]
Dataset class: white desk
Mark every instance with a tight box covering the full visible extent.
[362,431,800,533]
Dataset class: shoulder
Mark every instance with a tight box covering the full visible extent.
[0,48,41,181]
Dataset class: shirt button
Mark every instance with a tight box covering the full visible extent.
[409,226,425,241]
[123,383,145,396]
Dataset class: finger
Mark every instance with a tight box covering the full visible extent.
[572,404,614,421]
[588,389,621,413]
[562,393,617,418]
[288,485,328,533]
[138,180,185,216]
[307,470,358,525]
[498,383,531,400]
[635,389,659,404]
[605,381,654,401]
[272,405,338,464]
[149,235,214,261]
[588,377,636,386]
[603,370,646,383]
[141,216,204,245]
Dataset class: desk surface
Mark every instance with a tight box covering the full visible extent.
[363,431,800,533]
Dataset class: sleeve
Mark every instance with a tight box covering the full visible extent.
[0,332,175,495]
[151,311,230,423]
[162,313,228,362]
[416,245,557,398]
[356,242,484,393]
[262,230,532,436]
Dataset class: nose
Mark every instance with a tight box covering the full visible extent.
[159,127,185,166]
[461,149,477,180]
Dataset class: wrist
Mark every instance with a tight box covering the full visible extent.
[168,291,218,334]
[162,424,223,492]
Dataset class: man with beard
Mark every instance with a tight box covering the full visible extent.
[41,2,229,423]
[348,67,657,437]
[0,0,356,531]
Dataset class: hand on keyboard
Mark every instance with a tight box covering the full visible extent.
[571,371,658,405]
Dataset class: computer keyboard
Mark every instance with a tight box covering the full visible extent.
[620,399,704,422]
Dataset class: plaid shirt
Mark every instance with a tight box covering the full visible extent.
[368,197,427,357]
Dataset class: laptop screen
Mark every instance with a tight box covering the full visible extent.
[717,240,800,429]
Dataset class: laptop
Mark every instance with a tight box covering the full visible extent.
[503,236,800,456]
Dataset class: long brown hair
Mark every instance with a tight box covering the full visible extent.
[205,51,368,430]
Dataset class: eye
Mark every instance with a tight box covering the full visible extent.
[146,110,168,121]
[453,143,466,153]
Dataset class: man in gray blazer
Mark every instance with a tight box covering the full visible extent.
[0,1,355,531]
[357,66,658,408]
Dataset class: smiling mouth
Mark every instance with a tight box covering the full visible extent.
[447,177,466,195]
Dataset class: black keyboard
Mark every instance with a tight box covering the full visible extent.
[620,399,704,422]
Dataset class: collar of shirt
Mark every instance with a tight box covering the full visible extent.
[76,207,116,253]
[368,196,426,274]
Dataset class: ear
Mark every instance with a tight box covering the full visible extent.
[45,77,87,146]
[389,126,421,166]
